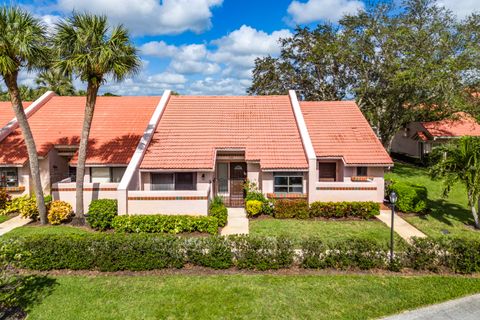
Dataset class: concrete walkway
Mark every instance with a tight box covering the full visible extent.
[381,293,480,320]
[0,215,31,236]
[376,210,426,243]
[220,207,249,235]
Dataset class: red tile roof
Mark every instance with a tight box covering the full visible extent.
[415,131,429,142]
[0,96,159,166]
[0,101,32,128]
[421,112,480,137]
[300,101,393,166]
[140,95,308,170]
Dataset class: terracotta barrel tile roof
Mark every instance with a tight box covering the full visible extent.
[0,96,159,166]
[0,101,32,128]
[421,112,480,137]
[300,101,392,166]
[140,95,308,170]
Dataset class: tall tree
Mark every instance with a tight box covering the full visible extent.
[0,7,48,224]
[430,137,480,229]
[35,69,76,96]
[52,13,140,223]
[249,0,472,149]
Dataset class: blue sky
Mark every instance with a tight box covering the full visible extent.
[14,0,479,96]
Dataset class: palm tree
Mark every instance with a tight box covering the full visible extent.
[52,13,140,223]
[430,136,480,229]
[0,7,48,224]
[35,69,76,96]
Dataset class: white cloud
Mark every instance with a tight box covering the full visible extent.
[287,0,364,24]
[148,72,186,84]
[55,0,223,36]
[438,0,479,18]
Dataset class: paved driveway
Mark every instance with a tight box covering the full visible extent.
[381,294,480,320]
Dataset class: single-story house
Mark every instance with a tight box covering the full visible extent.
[0,90,393,214]
[391,112,480,160]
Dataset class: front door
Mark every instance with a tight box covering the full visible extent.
[229,162,247,207]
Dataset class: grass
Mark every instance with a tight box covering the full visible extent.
[23,274,480,320]
[250,217,405,247]
[385,161,480,239]
[2,224,93,238]
[0,215,10,223]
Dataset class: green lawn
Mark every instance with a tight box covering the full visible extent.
[2,224,93,238]
[385,161,480,239]
[0,215,10,223]
[22,274,480,320]
[250,218,405,247]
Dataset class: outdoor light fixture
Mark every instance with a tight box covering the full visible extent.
[388,191,397,265]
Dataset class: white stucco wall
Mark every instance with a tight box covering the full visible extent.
[52,182,119,212]
[391,122,426,157]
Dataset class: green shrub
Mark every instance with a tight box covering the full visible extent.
[86,199,118,231]
[112,214,219,235]
[47,200,73,225]
[0,195,52,219]
[273,199,309,219]
[185,236,233,269]
[244,180,273,215]
[309,201,380,219]
[245,200,262,217]
[0,189,11,211]
[388,181,427,213]
[231,235,294,270]
[209,196,228,227]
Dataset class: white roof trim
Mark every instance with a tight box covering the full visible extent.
[288,90,316,161]
[118,90,171,191]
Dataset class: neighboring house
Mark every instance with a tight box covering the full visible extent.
[0,90,393,214]
[391,112,480,160]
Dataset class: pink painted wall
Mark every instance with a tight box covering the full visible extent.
[52,181,119,212]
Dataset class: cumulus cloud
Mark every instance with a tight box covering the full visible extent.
[55,0,223,36]
[287,0,364,24]
[438,0,479,18]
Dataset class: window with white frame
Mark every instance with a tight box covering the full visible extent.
[151,172,197,191]
[90,167,126,183]
[274,172,303,193]
[0,168,18,187]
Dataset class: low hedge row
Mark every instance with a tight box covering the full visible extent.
[4,235,480,274]
[112,215,219,235]
[273,200,380,219]
[387,181,428,213]
[208,196,228,227]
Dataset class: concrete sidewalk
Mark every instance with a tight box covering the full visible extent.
[376,210,426,243]
[381,293,480,320]
[0,215,31,236]
[220,207,249,235]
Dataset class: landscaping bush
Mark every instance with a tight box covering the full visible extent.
[0,189,10,211]
[245,200,263,217]
[388,181,427,213]
[309,201,380,219]
[230,235,294,270]
[0,195,52,219]
[273,199,309,219]
[185,236,233,269]
[112,214,219,235]
[47,200,73,225]
[209,196,228,227]
[244,180,273,215]
[301,238,389,270]
[86,199,118,231]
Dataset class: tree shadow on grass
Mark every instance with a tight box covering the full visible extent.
[423,198,474,228]
[1,275,57,320]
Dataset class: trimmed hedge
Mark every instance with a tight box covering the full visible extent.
[208,196,228,227]
[274,199,310,219]
[112,214,219,235]
[4,234,480,274]
[388,181,428,213]
[309,201,380,219]
[87,199,118,231]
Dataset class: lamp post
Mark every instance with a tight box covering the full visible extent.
[389,191,397,265]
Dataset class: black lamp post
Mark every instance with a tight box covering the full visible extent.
[389,191,397,265]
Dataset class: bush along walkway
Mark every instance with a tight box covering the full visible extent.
[221,208,249,235]
[377,210,426,243]
[0,215,31,236]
